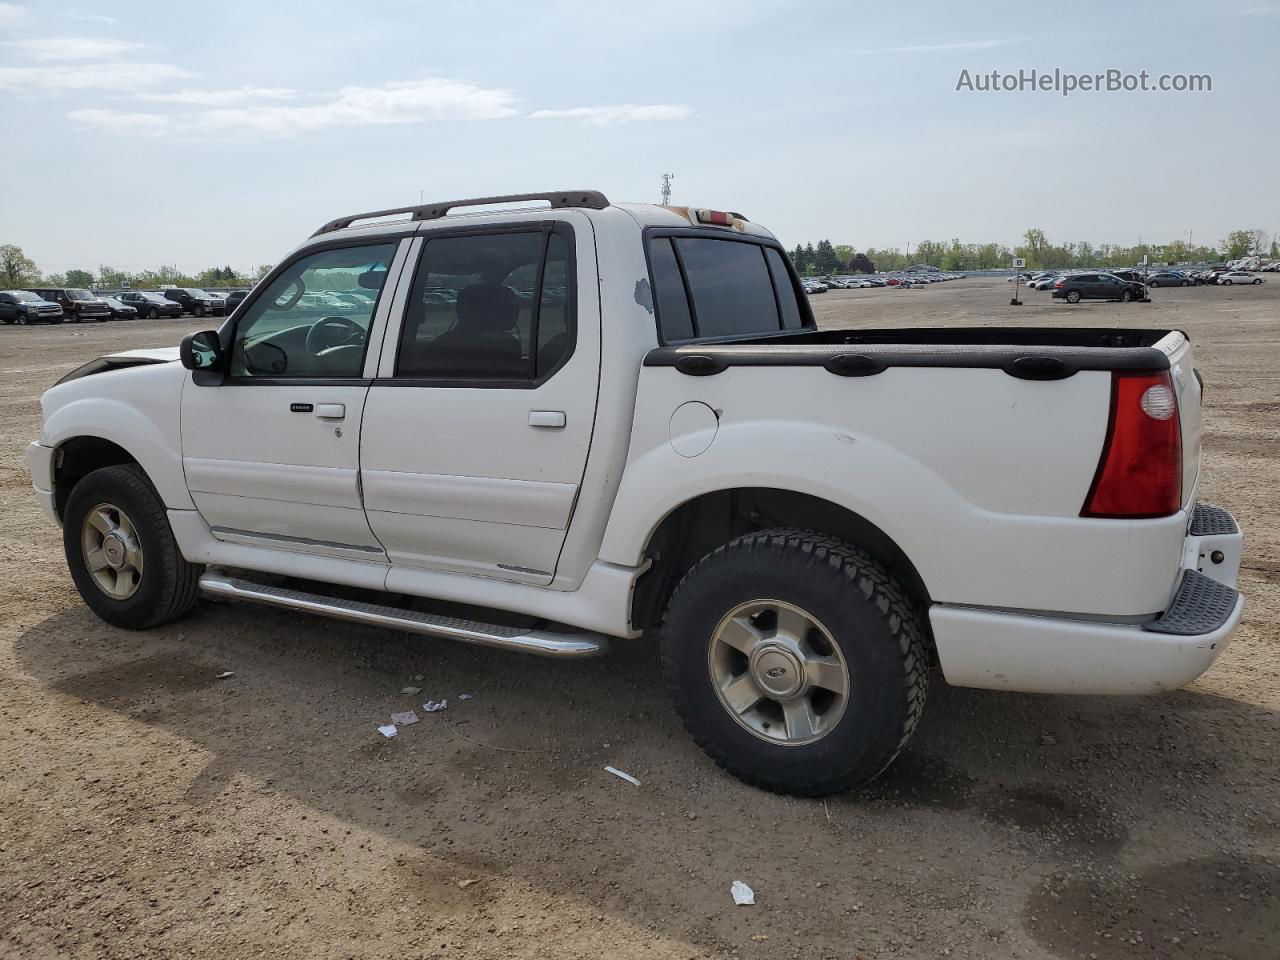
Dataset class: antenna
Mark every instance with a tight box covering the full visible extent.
[660,172,675,206]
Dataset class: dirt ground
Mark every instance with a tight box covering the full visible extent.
[2,278,1277,960]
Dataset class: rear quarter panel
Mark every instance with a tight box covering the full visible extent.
[599,364,1187,618]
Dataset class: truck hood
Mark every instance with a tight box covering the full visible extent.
[55,347,181,386]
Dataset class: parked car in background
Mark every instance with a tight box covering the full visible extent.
[1031,274,1060,290]
[1148,272,1189,288]
[1217,272,1264,285]
[117,291,184,319]
[162,288,226,317]
[0,290,63,324]
[1107,270,1146,284]
[223,290,249,312]
[1052,273,1146,303]
[101,296,139,320]
[30,288,110,322]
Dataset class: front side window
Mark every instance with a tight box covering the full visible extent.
[648,235,806,342]
[396,229,572,381]
[228,242,396,379]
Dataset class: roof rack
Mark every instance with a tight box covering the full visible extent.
[311,190,610,237]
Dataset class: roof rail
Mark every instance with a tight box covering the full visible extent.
[311,190,610,237]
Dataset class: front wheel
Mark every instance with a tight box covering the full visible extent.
[1120,290,1133,303]
[63,464,202,630]
[16,314,27,325]
[660,529,930,796]
[193,305,206,318]
[1223,280,1233,285]
[1065,289,1081,303]
[148,307,160,319]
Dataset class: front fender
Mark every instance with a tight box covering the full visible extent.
[40,362,193,510]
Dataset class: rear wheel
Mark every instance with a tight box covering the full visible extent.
[660,529,930,796]
[1065,289,1081,303]
[63,464,202,630]
[1254,279,1263,285]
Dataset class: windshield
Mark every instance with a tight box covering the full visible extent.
[68,289,94,301]
[13,291,40,302]
[185,288,211,297]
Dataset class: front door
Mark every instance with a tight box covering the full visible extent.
[359,216,599,584]
[180,238,408,560]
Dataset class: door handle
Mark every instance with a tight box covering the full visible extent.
[529,410,566,428]
[315,403,346,420]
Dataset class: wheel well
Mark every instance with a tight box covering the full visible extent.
[630,488,933,633]
[53,437,138,520]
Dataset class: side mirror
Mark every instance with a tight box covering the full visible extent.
[180,330,225,372]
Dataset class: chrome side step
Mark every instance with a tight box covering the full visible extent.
[198,570,608,659]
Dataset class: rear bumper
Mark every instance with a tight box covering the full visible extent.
[931,502,1244,695]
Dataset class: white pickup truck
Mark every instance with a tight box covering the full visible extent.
[28,190,1245,795]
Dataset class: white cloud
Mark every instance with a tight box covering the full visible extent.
[3,36,145,59]
[528,104,692,126]
[67,8,118,24]
[136,86,299,106]
[0,2,28,26]
[848,39,1019,55]
[68,108,172,133]
[186,78,519,135]
[0,61,189,91]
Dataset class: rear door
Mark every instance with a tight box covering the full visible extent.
[359,214,600,585]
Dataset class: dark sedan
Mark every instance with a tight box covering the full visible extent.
[1052,273,1146,303]
[116,291,184,319]
[101,296,139,320]
[1147,272,1191,288]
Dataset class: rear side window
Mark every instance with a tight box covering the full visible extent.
[396,228,572,381]
[648,235,806,342]
[649,239,694,341]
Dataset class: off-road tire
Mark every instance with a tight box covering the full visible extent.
[660,528,930,796]
[63,464,202,630]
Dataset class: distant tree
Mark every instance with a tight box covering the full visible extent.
[850,252,875,274]
[1022,228,1048,267]
[254,263,274,280]
[43,272,66,286]
[813,239,841,275]
[1222,230,1253,260]
[65,269,94,288]
[832,244,854,271]
[1270,239,1279,259]
[98,265,133,289]
[0,244,40,286]
[1247,229,1270,257]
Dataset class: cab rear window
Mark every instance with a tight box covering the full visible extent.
[648,235,807,342]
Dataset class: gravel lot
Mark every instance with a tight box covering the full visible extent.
[2,278,1277,959]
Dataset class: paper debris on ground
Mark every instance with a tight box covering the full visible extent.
[422,699,448,713]
[377,724,398,738]
[750,934,769,942]
[400,686,422,695]
[215,671,234,680]
[390,711,419,727]
[731,880,755,906]
[604,765,640,786]
[457,878,481,889]
[458,693,473,701]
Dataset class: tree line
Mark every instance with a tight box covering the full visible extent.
[788,228,1276,275]
[0,244,274,290]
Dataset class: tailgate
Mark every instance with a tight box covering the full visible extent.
[1159,331,1202,510]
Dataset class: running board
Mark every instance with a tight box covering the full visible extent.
[198,570,608,658]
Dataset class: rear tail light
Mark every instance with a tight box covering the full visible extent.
[1082,371,1182,518]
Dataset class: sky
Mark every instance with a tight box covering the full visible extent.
[1,0,1278,274]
